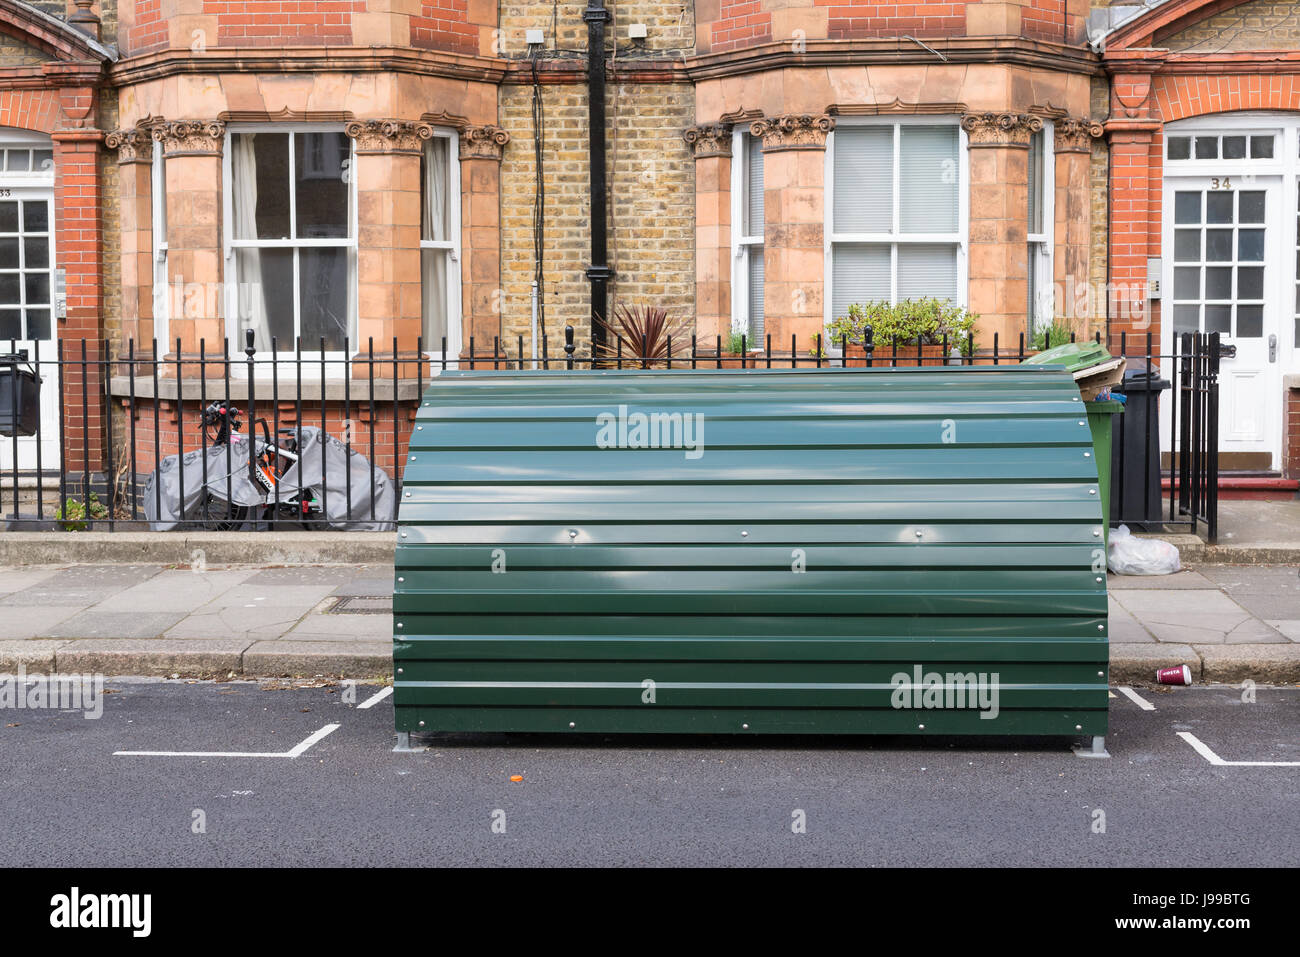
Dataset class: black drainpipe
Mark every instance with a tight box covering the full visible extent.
[584,0,612,351]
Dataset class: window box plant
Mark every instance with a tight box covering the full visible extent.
[827,298,978,367]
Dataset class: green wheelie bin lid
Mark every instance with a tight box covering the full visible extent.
[1021,340,1113,374]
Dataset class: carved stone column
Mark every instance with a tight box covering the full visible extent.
[152,120,226,354]
[106,124,157,350]
[458,125,509,357]
[750,114,834,346]
[344,120,434,359]
[1053,117,1105,329]
[684,122,732,342]
[961,112,1041,343]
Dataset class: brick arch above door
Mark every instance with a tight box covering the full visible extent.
[1153,78,1300,125]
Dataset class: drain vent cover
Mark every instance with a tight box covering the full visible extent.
[330,596,392,615]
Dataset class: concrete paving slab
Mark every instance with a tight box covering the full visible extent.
[1197,564,1300,593]
[242,639,390,677]
[90,567,259,613]
[0,566,64,596]
[55,639,250,677]
[44,611,187,640]
[0,605,82,639]
[284,613,392,641]
[0,640,69,671]
[1106,570,1214,590]
[1223,618,1290,644]
[330,575,395,598]
[1197,643,1300,683]
[0,564,162,607]
[1141,619,1247,645]
[198,583,337,610]
[1213,500,1300,549]
[1220,592,1300,621]
[1109,642,1199,684]
[1265,620,1300,641]
[244,566,368,586]
[1111,588,1250,616]
[163,604,312,642]
[1107,599,1154,642]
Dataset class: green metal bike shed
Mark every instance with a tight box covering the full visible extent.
[393,367,1109,748]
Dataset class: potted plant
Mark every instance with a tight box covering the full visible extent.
[595,304,691,369]
[827,298,978,367]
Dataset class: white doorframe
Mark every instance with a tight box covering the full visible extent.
[1160,113,1300,470]
[0,128,58,472]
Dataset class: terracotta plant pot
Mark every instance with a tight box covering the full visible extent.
[698,353,753,369]
[844,342,952,367]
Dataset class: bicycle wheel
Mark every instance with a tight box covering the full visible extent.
[197,493,249,531]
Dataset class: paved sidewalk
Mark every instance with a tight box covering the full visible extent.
[0,563,393,677]
[0,561,1297,681]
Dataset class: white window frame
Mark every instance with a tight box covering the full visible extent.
[0,128,54,181]
[823,115,969,332]
[151,138,168,347]
[221,123,358,361]
[730,127,763,347]
[420,128,462,361]
[1164,123,1283,169]
[0,127,56,346]
[1028,121,1054,334]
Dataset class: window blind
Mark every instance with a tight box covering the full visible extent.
[899,125,958,234]
[833,127,892,233]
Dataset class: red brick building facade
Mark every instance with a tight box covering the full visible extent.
[0,0,1297,492]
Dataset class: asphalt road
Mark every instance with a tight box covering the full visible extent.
[0,680,1295,867]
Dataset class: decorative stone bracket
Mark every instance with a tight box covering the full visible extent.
[105,124,154,164]
[1054,116,1105,154]
[345,119,435,155]
[152,120,226,157]
[683,123,733,159]
[749,114,836,152]
[459,125,510,161]
[960,112,1042,149]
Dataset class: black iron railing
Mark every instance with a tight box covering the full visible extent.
[1,327,1221,538]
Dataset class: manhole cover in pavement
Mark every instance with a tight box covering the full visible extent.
[329,596,392,615]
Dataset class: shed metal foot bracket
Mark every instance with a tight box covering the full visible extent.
[393,731,427,753]
[1072,735,1110,759]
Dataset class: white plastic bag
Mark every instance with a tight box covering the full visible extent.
[1107,524,1182,576]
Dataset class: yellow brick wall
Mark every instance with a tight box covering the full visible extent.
[1089,74,1109,337]
[1165,0,1300,51]
[98,95,123,356]
[497,0,696,359]
[0,34,53,65]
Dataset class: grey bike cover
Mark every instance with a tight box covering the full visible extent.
[144,426,395,531]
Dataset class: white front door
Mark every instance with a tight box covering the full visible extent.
[0,188,58,471]
[1162,175,1281,463]
[0,131,58,473]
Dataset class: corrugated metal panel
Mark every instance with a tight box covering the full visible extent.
[394,367,1109,737]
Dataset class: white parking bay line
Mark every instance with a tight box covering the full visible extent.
[1118,686,1156,711]
[115,723,341,759]
[357,686,393,710]
[1176,731,1300,767]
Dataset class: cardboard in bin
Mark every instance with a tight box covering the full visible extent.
[1022,340,1125,401]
